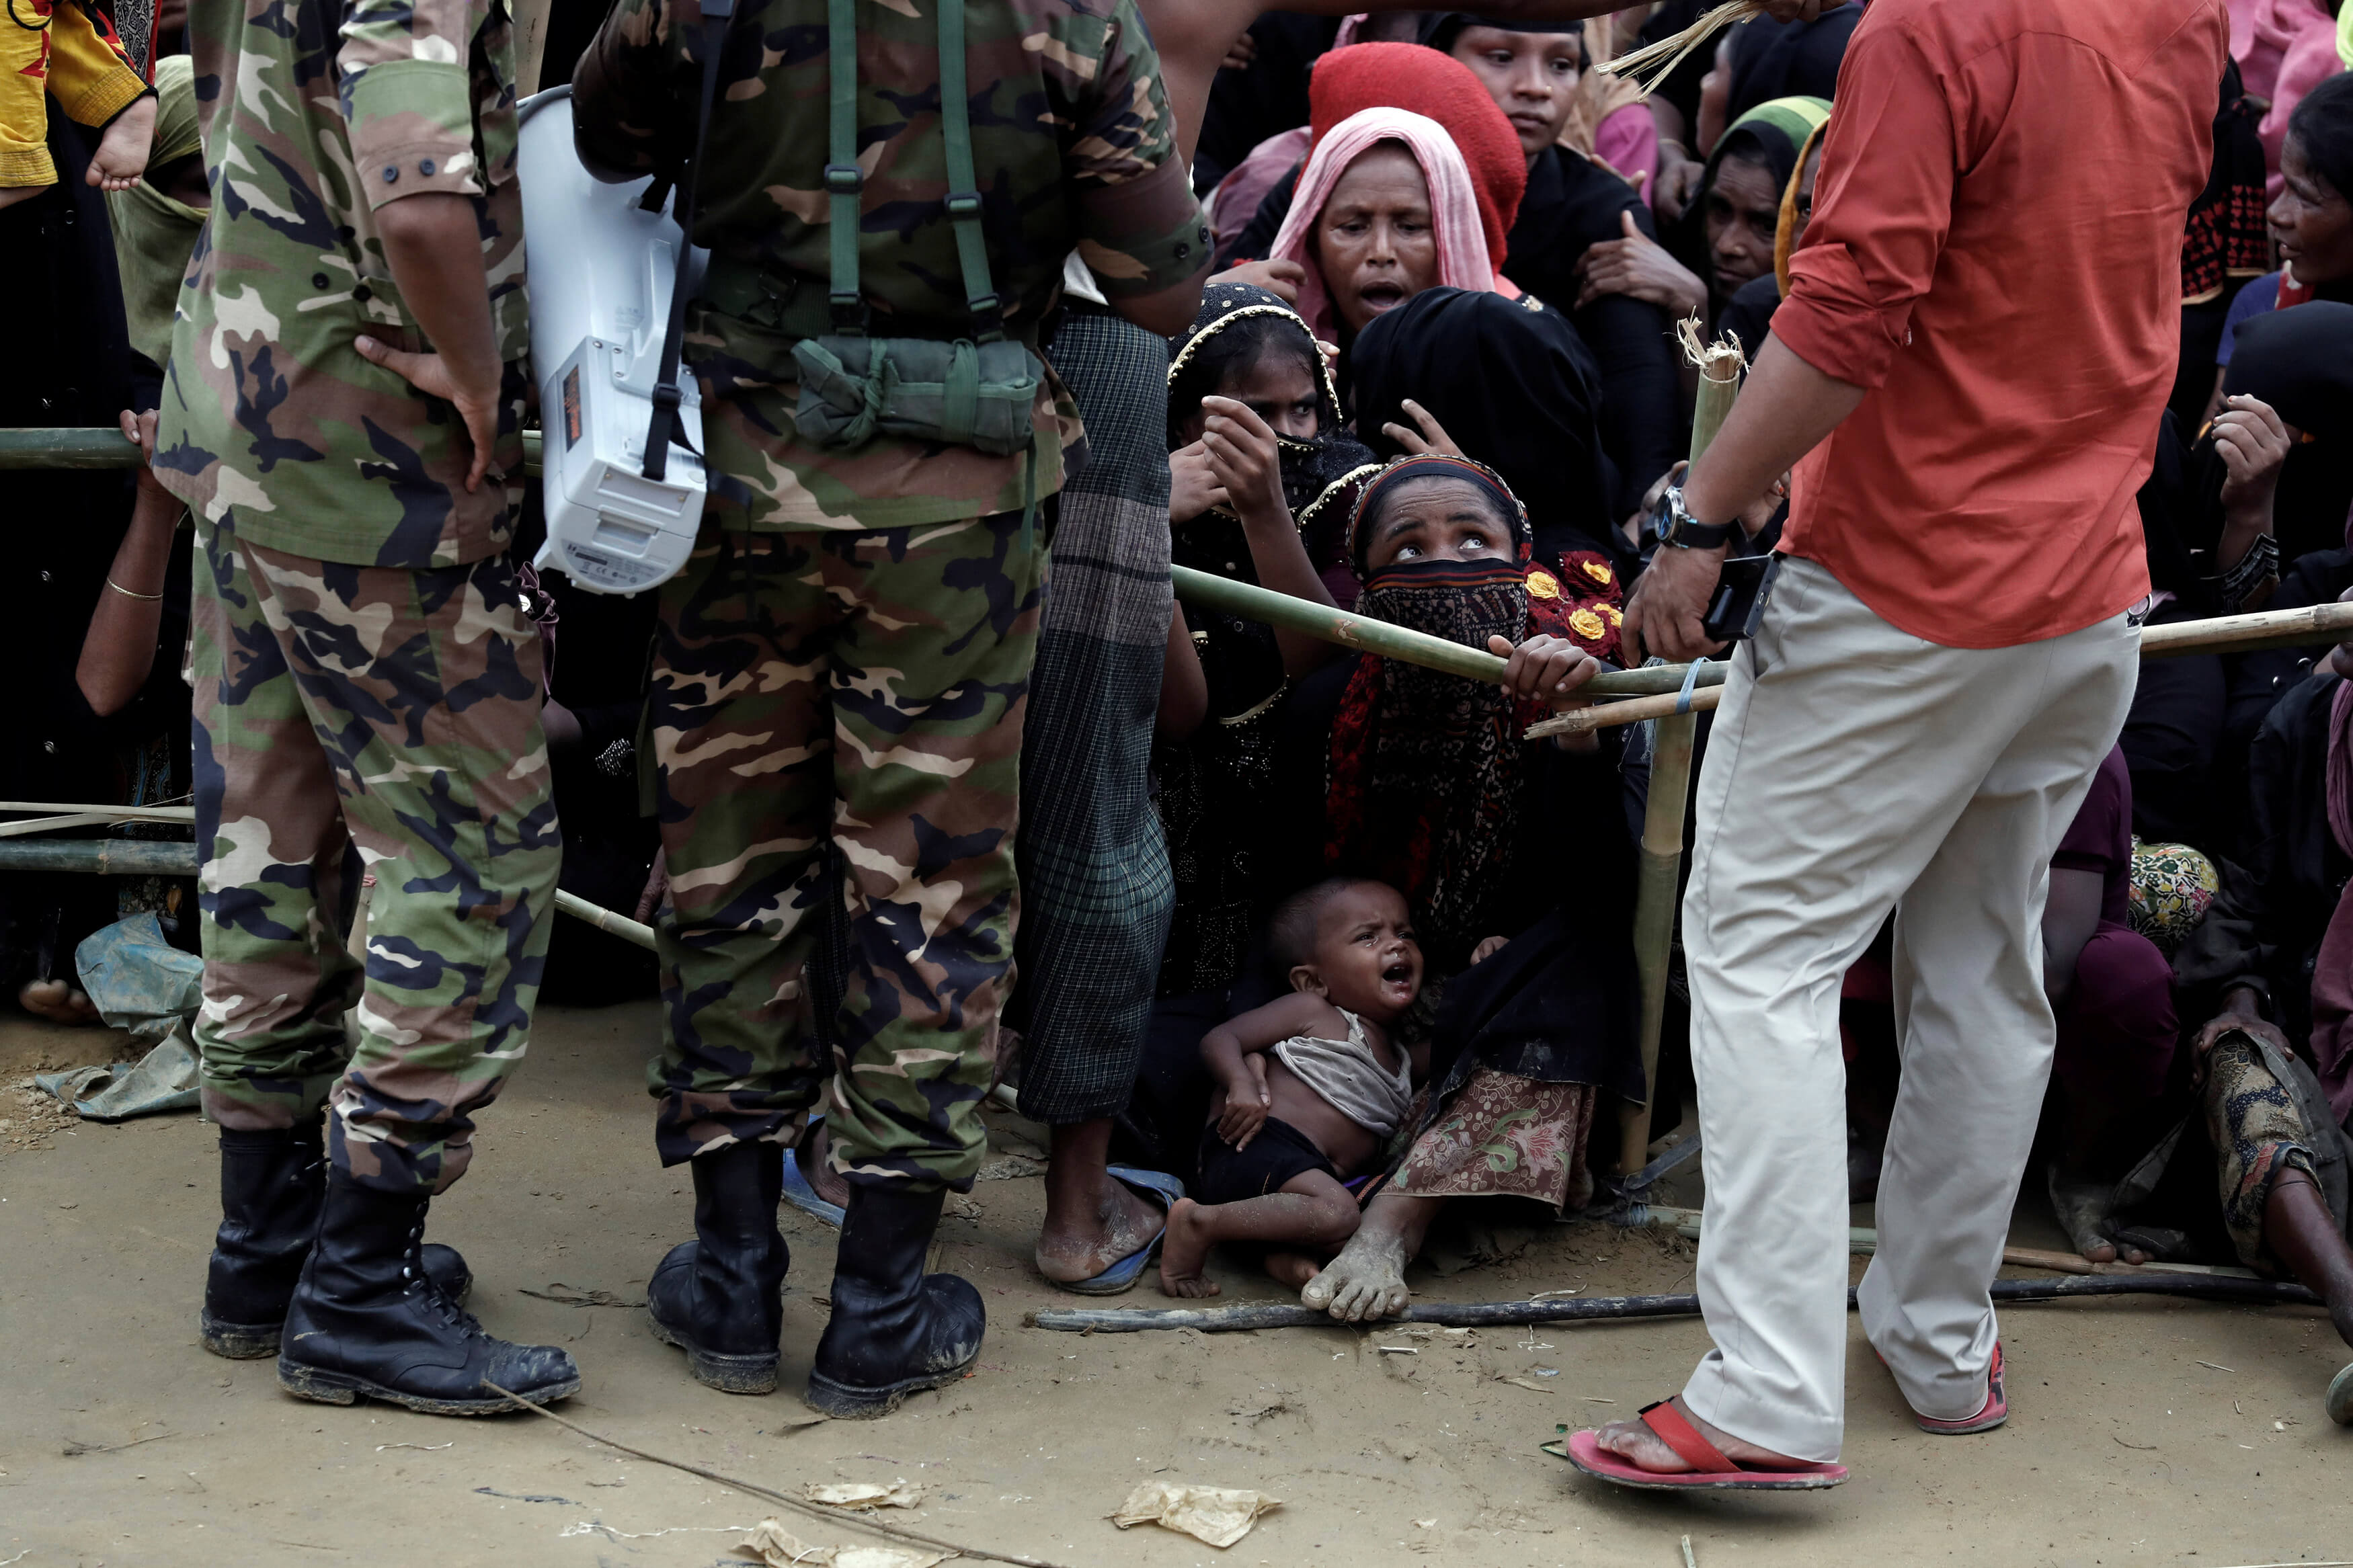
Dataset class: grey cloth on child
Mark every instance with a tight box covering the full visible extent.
[1273,1009,1413,1138]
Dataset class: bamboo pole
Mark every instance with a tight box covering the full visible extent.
[1026,1272,2319,1334]
[1168,566,1732,700]
[1534,597,2353,738]
[1617,324,1745,1178]
[0,840,198,876]
[553,887,656,951]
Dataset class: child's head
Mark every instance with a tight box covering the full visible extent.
[1267,877,1424,1022]
[2279,73,2353,288]
[1348,453,1527,577]
[1168,305,1329,448]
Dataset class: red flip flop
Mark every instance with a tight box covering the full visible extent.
[1550,1399,1849,1491]
[1913,1341,2007,1434]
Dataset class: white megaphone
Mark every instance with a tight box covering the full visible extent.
[516,85,708,594]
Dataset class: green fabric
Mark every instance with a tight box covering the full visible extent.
[1705,93,1833,196]
[104,55,204,371]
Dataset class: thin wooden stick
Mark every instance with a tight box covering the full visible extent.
[0,800,195,821]
[1027,1274,2319,1334]
[483,1383,1076,1568]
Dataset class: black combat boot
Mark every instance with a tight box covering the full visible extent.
[646,1140,789,1393]
[202,1122,473,1359]
[276,1173,578,1415]
[805,1185,984,1419]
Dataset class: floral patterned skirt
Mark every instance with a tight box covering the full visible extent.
[1388,1067,1597,1214]
[2203,1033,2324,1272]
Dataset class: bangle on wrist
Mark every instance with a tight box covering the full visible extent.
[105,577,165,602]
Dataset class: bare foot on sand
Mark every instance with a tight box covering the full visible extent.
[18,979,99,1025]
[1158,1198,1221,1297]
[87,97,157,192]
[1593,1397,1816,1475]
[1263,1250,1322,1290]
[1036,1123,1164,1287]
[1301,1223,1410,1321]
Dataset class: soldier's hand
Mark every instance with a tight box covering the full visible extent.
[355,335,503,493]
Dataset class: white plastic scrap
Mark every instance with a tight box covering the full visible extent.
[1109,1481,1283,1549]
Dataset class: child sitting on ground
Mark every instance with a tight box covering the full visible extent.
[1,0,155,214]
[1158,877,1427,1298]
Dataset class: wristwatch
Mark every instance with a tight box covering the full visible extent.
[1652,485,1736,550]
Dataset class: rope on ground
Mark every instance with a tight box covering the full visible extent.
[482,1382,1078,1568]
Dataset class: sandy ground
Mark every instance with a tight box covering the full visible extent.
[3,1000,2350,1568]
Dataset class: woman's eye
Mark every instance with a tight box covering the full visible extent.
[1462,536,1486,551]
[1396,544,1422,559]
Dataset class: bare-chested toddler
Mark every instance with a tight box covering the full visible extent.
[1158,878,1427,1298]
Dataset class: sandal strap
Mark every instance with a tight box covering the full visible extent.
[1639,1399,1741,1474]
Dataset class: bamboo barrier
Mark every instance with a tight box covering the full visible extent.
[1533,597,2353,738]
[1617,325,1746,1178]
[0,839,199,876]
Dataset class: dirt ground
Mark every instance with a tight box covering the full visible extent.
[3,1001,2349,1568]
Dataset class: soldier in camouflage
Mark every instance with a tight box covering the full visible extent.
[571,0,1208,1413]
[157,0,579,1413]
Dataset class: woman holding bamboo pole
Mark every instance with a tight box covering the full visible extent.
[1566,0,2233,1493]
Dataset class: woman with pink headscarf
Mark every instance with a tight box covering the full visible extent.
[1267,106,1520,345]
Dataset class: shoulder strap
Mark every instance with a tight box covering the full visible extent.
[936,0,1002,343]
[824,0,866,333]
[643,0,738,484]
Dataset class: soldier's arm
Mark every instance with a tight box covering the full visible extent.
[1062,0,1211,336]
[571,0,688,181]
[337,0,507,491]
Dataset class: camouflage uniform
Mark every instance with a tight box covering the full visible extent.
[573,0,1207,1188]
[157,0,552,1192]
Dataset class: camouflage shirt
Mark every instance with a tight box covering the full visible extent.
[155,0,526,569]
[571,0,1208,530]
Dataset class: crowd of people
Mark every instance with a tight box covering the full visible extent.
[3,0,2351,1473]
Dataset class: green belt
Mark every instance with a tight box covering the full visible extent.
[697,255,1041,354]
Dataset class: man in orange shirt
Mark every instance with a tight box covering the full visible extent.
[1579,0,2230,1488]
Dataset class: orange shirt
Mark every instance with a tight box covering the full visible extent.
[1773,0,2229,650]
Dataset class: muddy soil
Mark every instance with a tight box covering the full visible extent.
[3,1001,2348,1567]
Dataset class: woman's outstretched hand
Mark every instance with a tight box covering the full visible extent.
[1201,395,1290,528]
[1573,210,1709,317]
[1381,398,1465,458]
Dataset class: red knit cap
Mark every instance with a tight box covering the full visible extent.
[1308,42,1527,267]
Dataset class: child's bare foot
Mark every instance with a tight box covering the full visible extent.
[1158,1197,1222,1298]
[1263,1250,1322,1290]
[17,978,99,1025]
[87,96,157,192]
[0,184,48,212]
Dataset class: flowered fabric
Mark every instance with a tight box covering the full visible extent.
[2126,837,2219,956]
[1389,1067,1596,1213]
[2204,1032,2324,1272]
[1529,549,1625,663]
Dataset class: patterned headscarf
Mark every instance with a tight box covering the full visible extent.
[1167,280,1380,585]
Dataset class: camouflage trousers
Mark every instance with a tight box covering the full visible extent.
[647,513,1041,1190]
[190,529,560,1194]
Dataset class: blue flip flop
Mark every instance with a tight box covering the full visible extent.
[1056,1165,1186,1297]
[779,1116,846,1229]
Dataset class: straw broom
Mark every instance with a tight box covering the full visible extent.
[1598,0,1771,94]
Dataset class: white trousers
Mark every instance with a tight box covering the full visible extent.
[1677,556,2139,1462]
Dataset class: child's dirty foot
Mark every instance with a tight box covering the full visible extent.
[1302,1225,1410,1320]
[1157,1198,1222,1298]
[1262,1250,1321,1290]
[87,96,157,191]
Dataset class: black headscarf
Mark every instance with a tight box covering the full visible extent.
[1345,287,1620,568]
[2223,300,2353,565]
[1724,9,1860,126]
[1417,13,1581,52]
